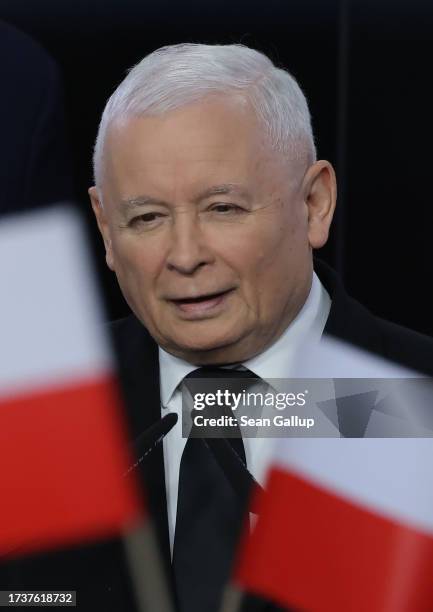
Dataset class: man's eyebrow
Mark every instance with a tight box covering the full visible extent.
[120,196,167,209]
[194,184,252,202]
[120,184,251,210]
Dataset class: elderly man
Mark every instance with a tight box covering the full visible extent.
[89,43,433,612]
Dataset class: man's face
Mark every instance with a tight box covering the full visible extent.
[90,95,334,364]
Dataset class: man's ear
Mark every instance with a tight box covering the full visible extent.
[88,186,115,271]
[303,160,337,249]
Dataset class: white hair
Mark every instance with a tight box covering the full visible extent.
[92,43,317,187]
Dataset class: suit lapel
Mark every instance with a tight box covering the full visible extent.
[314,258,382,355]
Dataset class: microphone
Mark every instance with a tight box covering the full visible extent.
[125,412,178,476]
[195,421,264,513]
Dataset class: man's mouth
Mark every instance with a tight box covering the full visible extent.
[169,288,234,316]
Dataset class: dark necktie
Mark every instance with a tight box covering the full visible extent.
[172,367,259,612]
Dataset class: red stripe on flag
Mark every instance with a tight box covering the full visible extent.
[0,375,143,557]
[235,467,433,612]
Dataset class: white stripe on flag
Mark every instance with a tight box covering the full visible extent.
[274,437,433,536]
[0,206,112,399]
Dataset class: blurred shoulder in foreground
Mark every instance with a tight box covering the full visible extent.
[0,20,74,214]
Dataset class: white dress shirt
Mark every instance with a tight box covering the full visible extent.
[159,272,331,553]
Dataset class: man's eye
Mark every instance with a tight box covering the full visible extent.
[210,203,244,214]
[130,212,163,225]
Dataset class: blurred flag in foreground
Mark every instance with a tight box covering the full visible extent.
[230,339,433,612]
[234,438,433,611]
[0,206,143,557]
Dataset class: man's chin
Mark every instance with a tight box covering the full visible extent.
[161,330,249,364]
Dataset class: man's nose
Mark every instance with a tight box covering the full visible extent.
[166,214,213,274]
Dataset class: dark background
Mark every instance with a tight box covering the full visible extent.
[1,0,432,337]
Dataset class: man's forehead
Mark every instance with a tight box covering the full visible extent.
[103,130,261,198]
[105,121,265,178]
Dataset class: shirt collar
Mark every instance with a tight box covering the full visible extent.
[159,348,197,408]
[158,272,330,406]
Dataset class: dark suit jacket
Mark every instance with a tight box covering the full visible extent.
[2,260,433,611]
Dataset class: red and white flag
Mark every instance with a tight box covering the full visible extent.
[235,437,433,611]
[0,206,143,557]
[233,339,433,612]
